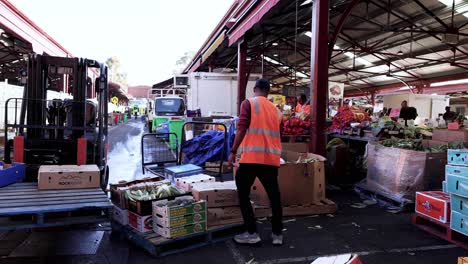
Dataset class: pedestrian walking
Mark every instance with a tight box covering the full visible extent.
[228,78,283,246]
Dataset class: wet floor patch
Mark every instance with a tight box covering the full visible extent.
[107,121,145,184]
[9,231,104,257]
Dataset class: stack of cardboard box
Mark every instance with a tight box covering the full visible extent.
[153,196,207,238]
[191,181,242,227]
[446,149,468,236]
[175,174,215,191]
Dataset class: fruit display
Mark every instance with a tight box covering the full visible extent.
[283,117,310,135]
[329,105,370,130]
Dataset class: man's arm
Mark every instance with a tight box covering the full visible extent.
[231,100,251,153]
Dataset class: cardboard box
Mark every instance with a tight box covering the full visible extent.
[447,174,468,198]
[451,211,468,236]
[191,181,239,207]
[154,222,206,238]
[112,205,129,226]
[458,257,468,264]
[415,191,451,223]
[451,194,468,216]
[153,198,206,218]
[446,165,468,178]
[448,149,468,167]
[176,174,215,191]
[38,165,100,190]
[250,151,326,207]
[207,207,243,227]
[128,211,153,233]
[433,129,468,147]
[154,212,206,228]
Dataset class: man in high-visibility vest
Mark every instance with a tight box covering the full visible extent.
[229,79,283,246]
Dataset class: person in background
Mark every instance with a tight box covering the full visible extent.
[228,79,284,246]
[399,100,418,124]
[443,106,458,123]
[295,94,310,114]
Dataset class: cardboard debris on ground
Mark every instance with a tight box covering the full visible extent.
[311,254,362,264]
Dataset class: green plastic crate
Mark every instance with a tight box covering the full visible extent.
[169,120,184,149]
[153,117,169,130]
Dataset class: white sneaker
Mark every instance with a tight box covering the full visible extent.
[233,232,261,244]
[272,233,283,246]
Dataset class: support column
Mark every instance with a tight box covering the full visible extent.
[237,40,248,114]
[310,0,329,156]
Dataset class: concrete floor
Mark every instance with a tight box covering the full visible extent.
[0,119,466,263]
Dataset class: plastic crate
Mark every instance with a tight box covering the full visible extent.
[0,162,25,188]
[169,120,184,149]
[446,165,468,178]
[448,149,468,167]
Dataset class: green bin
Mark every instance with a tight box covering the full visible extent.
[169,120,184,149]
[153,117,169,131]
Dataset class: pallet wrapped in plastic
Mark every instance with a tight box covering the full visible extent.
[365,140,446,200]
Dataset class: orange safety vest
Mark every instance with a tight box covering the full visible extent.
[239,96,283,167]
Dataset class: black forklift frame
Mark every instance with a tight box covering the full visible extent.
[3,54,109,188]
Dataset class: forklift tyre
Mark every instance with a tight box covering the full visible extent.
[101,165,109,191]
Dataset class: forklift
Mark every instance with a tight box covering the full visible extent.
[4,54,110,190]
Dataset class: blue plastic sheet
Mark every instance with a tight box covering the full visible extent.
[182,122,236,166]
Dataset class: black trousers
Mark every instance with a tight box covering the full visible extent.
[235,163,283,235]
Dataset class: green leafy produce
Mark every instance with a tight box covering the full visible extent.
[382,137,465,152]
[326,138,345,151]
[125,182,185,201]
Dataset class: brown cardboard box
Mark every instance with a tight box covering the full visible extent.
[205,162,233,174]
[432,129,468,147]
[191,181,239,207]
[110,177,162,209]
[38,165,100,190]
[207,206,243,227]
[250,151,326,206]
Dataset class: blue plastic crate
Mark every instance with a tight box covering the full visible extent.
[450,211,468,236]
[442,180,447,193]
[448,149,468,167]
[446,165,468,178]
[447,174,468,198]
[451,194,468,216]
[0,162,26,188]
[164,164,203,183]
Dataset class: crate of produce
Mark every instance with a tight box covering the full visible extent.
[451,194,468,216]
[127,183,187,215]
[175,174,215,192]
[164,164,203,183]
[447,174,468,198]
[191,181,239,207]
[155,222,207,239]
[153,197,206,228]
[451,211,468,236]
[128,211,153,233]
[415,191,451,223]
[110,177,162,209]
[448,149,468,167]
[446,165,468,178]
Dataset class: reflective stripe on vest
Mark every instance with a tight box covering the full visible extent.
[252,97,260,114]
[241,146,282,155]
[246,128,281,137]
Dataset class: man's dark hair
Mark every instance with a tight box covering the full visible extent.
[255,79,270,93]
[445,106,451,111]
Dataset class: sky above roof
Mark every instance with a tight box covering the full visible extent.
[10,0,233,86]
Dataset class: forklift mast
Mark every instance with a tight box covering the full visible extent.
[4,54,109,188]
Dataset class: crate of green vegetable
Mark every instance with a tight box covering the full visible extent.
[126,183,188,215]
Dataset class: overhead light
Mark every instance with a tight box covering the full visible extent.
[397,50,404,55]
[399,87,411,90]
[272,42,278,46]
[263,55,281,65]
[296,72,309,78]
[273,54,279,57]
[301,0,312,6]
[431,93,438,96]
[246,57,252,61]
[335,45,373,66]
[304,31,312,38]
[431,78,468,87]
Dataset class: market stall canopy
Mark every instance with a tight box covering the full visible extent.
[184,0,468,97]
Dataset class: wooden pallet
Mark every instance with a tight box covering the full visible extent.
[355,182,413,211]
[255,199,338,218]
[0,182,112,230]
[111,221,243,257]
[412,213,468,250]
